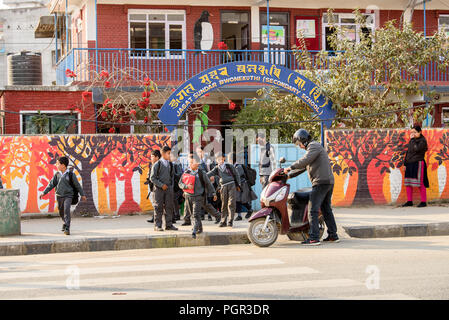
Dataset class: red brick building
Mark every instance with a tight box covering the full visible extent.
[2,0,449,134]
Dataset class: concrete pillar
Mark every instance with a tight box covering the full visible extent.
[0,189,21,236]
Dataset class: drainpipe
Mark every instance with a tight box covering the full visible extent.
[95,0,98,73]
[54,13,58,62]
[266,0,270,64]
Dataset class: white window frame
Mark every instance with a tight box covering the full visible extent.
[128,9,186,59]
[438,14,449,37]
[20,111,81,134]
[442,107,449,126]
[322,12,375,51]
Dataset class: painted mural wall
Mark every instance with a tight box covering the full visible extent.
[0,135,171,215]
[326,128,449,206]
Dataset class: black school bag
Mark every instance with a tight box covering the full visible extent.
[68,171,79,205]
[242,165,257,187]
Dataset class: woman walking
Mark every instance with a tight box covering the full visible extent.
[402,125,429,208]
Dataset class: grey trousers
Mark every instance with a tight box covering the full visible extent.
[260,175,270,189]
[220,183,236,224]
[153,186,174,228]
[184,195,204,234]
[184,194,219,223]
[57,196,72,229]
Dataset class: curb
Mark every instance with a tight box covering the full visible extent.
[343,222,449,238]
[0,231,251,257]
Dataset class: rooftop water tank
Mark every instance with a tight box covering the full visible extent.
[7,51,42,85]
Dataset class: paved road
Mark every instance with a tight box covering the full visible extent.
[0,235,448,300]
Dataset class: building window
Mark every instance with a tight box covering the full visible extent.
[442,107,449,127]
[128,10,186,58]
[51,49,62,66]
[439,15,449,37]
[21,112,79,134]
[322,13,375,51]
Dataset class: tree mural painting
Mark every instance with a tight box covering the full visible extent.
[327,128,449,206]
[435,131,449,198]
[49,135,118,215]
[326,129,408,205]
[108,135,170,214]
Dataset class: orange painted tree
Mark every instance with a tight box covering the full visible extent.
[326,130,407,205]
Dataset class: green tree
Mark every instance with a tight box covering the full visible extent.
[235,9,449,141]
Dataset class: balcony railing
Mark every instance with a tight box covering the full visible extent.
[56,48,449,86]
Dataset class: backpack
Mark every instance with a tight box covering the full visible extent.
[242,165,257,187]
[67,171,79,205]
[225,163,241,190]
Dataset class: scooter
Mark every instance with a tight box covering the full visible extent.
[247,157,324,247]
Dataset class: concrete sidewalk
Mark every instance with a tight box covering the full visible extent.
[0,204,448,256]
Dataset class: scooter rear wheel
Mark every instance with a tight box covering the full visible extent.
[248,218,278,247]
[287,216,325,242]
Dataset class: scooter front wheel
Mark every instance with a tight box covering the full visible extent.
[247,218,278,247]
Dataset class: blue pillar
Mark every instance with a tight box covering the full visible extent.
[266,0,270,64]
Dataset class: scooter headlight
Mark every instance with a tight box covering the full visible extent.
[262,186,288,206]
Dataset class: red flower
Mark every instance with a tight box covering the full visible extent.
[112,109,117,115]
[229,102,236,110]
[101,111,108,118]
[130,109,137,117]
[65,69,76,78]
[171,88,176,92]
[104,81,112,88]
[99,70,109,79]
[109,127,115,134]
[142,91,151,98]
[144,116,149,123]
[82,91,92,102]
[164,127,168,132]
[143,77,152,86]
[204,93,210,97]
[218,41,228,50]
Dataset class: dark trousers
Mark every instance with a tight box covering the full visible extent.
[184,195,204,234]
[184,195,219,223]
[220,183,236,224]
[153,187,174,228]
[57,196,72,229]
[309,184,338,241]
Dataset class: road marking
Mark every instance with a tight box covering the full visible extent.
[0,258,284,281]
[0,251,252,269]
[330,293,419,300]
[0,267,319,292]
[20,278,362,300]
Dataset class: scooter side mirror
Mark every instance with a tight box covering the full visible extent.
[279,157,286,164]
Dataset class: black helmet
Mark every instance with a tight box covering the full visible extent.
[292,129,311,147]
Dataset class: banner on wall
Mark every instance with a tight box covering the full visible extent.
[158,61,336,131]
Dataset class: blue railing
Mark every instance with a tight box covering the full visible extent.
[56,48,449,86]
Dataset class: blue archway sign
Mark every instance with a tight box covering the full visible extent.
[158,61,336,131]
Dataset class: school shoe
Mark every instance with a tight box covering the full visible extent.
[417,202,427,207]
[147,218,154,223]
[219,222,227,227]
[192,232,196,239]
[301,239,321,246]
[235,216,242,221]
[228,222,233,227]
[245,212,252,219]
[166,225,178,231]
[322,236,340,243]
[154,226,164,231]
[181,221,191,226]
[64,228,70,235]
[61,224,66,231]
[402,201,413,207]
[208,216,212,221]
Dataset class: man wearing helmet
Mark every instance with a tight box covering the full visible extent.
[284,129,339,246]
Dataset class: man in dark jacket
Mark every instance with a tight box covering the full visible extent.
[285,129,339,246]
[40,156,86,235]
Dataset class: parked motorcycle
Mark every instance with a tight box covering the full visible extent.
[247,158,324,247]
